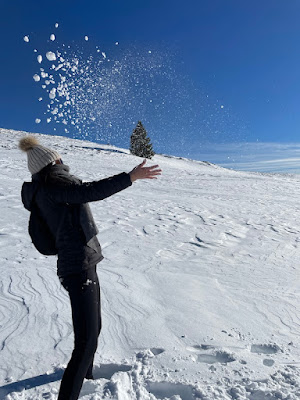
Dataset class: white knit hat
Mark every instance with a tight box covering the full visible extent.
[19,136,61,175]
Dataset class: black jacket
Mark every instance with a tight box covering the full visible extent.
[21,164,132,277]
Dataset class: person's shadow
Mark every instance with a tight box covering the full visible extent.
[0,369,64,397]
[0,363,132,397]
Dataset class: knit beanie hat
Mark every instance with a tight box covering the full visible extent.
[19,136,61,175]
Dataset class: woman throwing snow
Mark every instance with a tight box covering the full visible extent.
[19,136,161,400]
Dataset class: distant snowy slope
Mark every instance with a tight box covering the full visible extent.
[1,128,300,400]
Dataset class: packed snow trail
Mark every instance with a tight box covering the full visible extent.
[0,128,300,399]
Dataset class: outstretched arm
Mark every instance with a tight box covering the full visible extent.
[129,159,162,182]
[48,172,132,204]
[48,160,162,205]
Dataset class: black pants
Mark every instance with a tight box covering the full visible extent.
[58,266,101,400]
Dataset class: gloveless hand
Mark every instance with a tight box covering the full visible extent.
[129,159,162,182]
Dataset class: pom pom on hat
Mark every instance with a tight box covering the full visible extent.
[19,135,61,175]
[19,136,40,152]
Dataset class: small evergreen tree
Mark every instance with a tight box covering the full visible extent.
[130,121,155,159]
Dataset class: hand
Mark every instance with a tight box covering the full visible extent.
[129,159,162,182]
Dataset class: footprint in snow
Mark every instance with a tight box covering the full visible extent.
[92,363,132,380]
[263,359,275,367]
[146,381,197,400]
[150,347,165,356]
[250,344,280,355]
[186,344,235,364]
[197,351,236,364]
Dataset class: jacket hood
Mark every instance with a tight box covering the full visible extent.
[21,164,72,211]
[32,163,70,182]
[21,181,39,211]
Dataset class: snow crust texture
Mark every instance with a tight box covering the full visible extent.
[1,128,300,399]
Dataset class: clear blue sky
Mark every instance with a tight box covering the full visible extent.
[1,0,300,170]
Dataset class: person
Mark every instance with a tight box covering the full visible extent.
[19,136,161,400]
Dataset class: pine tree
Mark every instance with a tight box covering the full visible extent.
[130,121,155,159]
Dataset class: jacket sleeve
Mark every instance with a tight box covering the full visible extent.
[47,172,132,204]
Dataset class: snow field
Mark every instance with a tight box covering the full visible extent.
[0,128,300,399]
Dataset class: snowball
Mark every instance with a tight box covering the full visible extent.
[85,36,89,41]
[34,49,37,52]
[115,42,119,45]
[37,55,42,64]
[38,97,43,101]
[23,36,29,42]
[50,34,56,41]
[33,74,40,82]
[35,118,41,124]
[55,23,59,28]
[47,118,51,123]
[148,50,152,54]
[46,51,56,61]
[220,105,224,109]
[49,88,56,99]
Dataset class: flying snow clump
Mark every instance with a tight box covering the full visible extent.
[37,55,43,64]
[46,51,56,61]
[50,34,56,41]
[55,23,59,28]
[33,74,41,82]
[85,36,89,41]
[49,88,56,99]
[35,118,41,124]
[23,36,29,42]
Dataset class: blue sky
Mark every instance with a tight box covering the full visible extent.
[1,0,300,172]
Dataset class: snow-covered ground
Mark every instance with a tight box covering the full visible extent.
[1,128,300,400]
